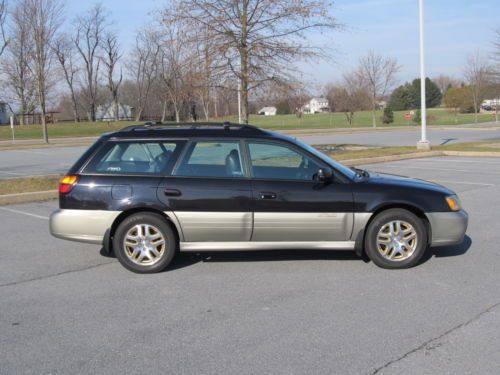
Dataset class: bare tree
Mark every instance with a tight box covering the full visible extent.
[0,0,8,57]
[189,26,219,121]
[128,28,160,121]
[463,52,492,123]
[53,35,80,122]
[101,31,122,121]
[26,0,63,143]
[158,20,190,123]
[357,51,400,127]
[1,0,36,124]
[74,3,107,121]
[433,74,461,96]
[493,27,500,65]
[328,72,370,126]
[164,0,338,123]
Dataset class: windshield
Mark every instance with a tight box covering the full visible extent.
[293,139,358,180]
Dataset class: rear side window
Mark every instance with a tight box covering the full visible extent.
[174,141,244,178]
[84,141,185,175]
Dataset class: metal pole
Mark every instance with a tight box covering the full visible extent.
[10,115,15,144]
[237,79,242,124]
[417,0,430,150]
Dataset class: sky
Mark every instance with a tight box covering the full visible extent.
[65,0,499,93]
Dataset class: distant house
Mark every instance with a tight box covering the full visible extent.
[302,97,330,114]
[0,102,15,125]
[258,106,277,116]
[96,103,133,121]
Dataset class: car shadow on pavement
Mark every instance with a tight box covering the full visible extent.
[420,235,472,264]
[169,249,361,270]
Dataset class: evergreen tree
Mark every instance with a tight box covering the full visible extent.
[410,78,442,108]
[382,106,394,124]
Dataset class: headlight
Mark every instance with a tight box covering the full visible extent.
[446,195,461,211]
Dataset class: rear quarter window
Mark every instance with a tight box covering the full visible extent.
[83,140,185,175]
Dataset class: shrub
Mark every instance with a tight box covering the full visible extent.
[382,107,394,124]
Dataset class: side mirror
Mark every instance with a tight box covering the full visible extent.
[317,167,333,183]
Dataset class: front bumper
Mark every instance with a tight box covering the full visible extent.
[49,209,120,245]
[426,209,468,247]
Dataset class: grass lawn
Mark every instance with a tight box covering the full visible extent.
[0,175,60,195]
[0,109,496,141]
[220,108,496,129]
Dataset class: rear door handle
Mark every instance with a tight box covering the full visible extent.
[260,191,277,200]
[164,189,182,197]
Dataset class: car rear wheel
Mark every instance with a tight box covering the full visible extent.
[364,208,428,269]
[113,213,177,273]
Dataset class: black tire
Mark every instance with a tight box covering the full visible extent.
[364,208,428,269]
[113,212,177,273]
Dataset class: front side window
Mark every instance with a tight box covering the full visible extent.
[84,141,183,175]
[248,142,319,181]
[174,141,244,178]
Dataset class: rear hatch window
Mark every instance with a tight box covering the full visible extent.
[83,140,185,175]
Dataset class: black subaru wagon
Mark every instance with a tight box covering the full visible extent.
[50,122,468,273]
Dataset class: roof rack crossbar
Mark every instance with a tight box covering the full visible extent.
[119,121,260,132]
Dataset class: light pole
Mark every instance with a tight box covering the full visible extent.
[417,0,431,150]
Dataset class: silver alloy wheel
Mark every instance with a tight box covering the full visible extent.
[123,224,166,266]
[376,220,418,261]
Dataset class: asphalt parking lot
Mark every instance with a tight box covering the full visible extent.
[1,156,500,374]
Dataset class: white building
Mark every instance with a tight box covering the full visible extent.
[258,106,277,116]
[96,103,133,121]
[302,97,330,114]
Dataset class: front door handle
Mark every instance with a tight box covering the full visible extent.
[260,191,277,200]
[164,188,182,197]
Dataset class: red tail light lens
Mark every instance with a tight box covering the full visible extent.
[59,175,79,194]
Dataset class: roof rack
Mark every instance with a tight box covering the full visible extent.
[119,121,261,132]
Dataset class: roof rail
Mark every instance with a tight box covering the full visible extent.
[119,121,261,132]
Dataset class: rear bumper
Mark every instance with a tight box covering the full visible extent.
[426,210,468,247]
[49,209,120,245]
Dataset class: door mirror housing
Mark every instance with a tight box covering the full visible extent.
[317,167,333,183]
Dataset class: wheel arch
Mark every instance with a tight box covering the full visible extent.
[354,203,431,257]
[103,207,182,255]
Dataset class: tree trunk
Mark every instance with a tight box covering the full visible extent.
[71,91,79,123]
[371,96,377,128]
[174,106,180,123]
[161,100,167,122]
[239,1,249,124]
[113,98,119,121]
[213,89,218,118]
[473,97,478,123]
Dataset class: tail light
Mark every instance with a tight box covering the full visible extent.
[59,175,79,194]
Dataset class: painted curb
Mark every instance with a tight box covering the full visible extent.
[341,151,443,166]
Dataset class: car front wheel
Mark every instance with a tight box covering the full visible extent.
[364,208,428,269]
[113,212,177,273]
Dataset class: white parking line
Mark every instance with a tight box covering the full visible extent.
[0,206,49,220]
